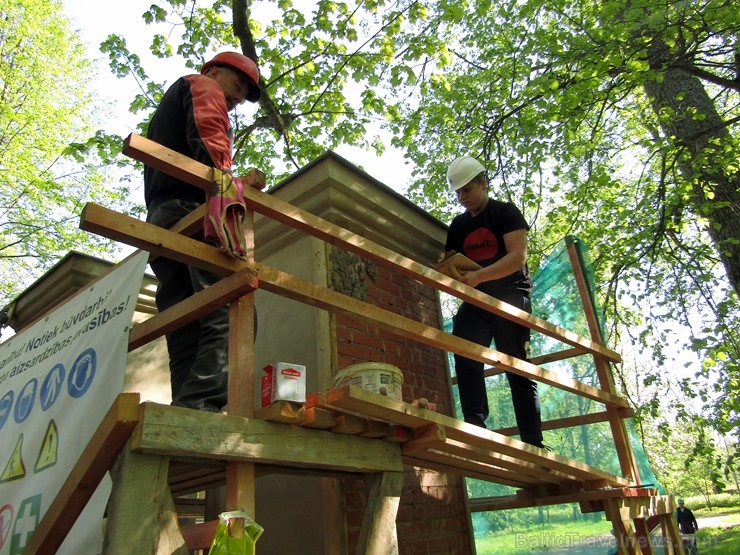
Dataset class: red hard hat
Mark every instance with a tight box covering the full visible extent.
[201,52,261,102]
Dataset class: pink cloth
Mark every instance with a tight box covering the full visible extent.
[204,168,248,259]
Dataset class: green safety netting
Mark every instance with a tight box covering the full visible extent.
[445,236,663,553]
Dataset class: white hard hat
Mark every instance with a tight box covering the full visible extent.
[447,156,486,193]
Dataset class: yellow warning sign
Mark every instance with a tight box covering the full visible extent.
[0,434,26,483]
[35,420,59,472]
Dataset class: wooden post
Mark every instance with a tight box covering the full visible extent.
[356,471,403,555]
[633,518,654,555]
[660,512,685,555]
[225,208,257,515]
[604,498,640,554]
[104,439,189,554]
[566,237,641,483]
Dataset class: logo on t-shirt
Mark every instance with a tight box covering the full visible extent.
[464,228,498,261]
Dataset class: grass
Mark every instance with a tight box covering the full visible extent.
[473,494,740,555]
[475,518,613,554]
[699,526,740,555]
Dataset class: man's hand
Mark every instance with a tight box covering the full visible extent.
[458,269,483,288]
[240,168,266,190]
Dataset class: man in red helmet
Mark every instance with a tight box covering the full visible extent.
[144,51,263,412]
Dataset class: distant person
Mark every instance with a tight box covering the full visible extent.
[145,52,265,412]
[677,498,699,554]
[676,498,698,534]
[443,156,544,448]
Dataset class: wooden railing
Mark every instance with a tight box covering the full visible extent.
[22,134,686,554]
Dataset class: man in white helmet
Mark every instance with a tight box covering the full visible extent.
[443,156,544,447]
[145,52,265,412]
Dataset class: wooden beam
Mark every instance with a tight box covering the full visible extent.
[119,133,621,364]
[123,133,214,193]
[241,185,620,362]
[450,347,586,384]
[322,386,631,487]
[470,487,660,512]
[80,203,244,277]
[566,238,641,483]
[104,440,188,554]
[130,402,403,474]
[180,520,219,551]
[22,393,141,555]
[226,293,257,514]
[79,204,630,408]
[494,407,635,437]
[254,263,629,408]
[128,267,258,351]
[355,472,402,555]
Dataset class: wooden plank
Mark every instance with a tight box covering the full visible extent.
[566,239,641,483]
[104,440,188,554]
[181,520,219,551]
[299,406,338,429]
[239,185,621,363]
[323,386,632,487]
[604,497,641,555]
[123,133,214,193]
[356,472,403,555]
[403,455,530,488]
[359,419,392,438]
[404,449,539,487]
[169,466,225,497]
[226,293,256,513]
[254,264,629,408]
[80,204,628,408]
[226,203,257,516]
[405,424,447,450]
[470,487,659,512]
[634,518,655,555]
[147,204,207,264]
[80,203,244,277]
[131,402,403,474]
[660,511,684,555]
[494,408,634,437]
[22,393,141,555]
[120,133,622,364]
[530,347,585,366]
[331,413,367,435]
[254,401,307,424]
[128,267,258,351]
[421,438,574,483]
[451,347,587,384]
[403,432,572,484]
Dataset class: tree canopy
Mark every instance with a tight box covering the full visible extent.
[99,0,738,449]
[0,0,133,310]
[1,0,735,488]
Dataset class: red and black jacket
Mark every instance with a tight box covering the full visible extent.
[144,74,233,209]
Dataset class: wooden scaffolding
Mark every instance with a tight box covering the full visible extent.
[23,135,686,554]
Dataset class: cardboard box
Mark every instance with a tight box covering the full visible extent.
[261,362,306,406]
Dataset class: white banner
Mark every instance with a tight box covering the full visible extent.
[0,251,148,555]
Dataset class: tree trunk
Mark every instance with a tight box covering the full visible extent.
[643,36,740,296]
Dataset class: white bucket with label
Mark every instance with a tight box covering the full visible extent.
[333,362,404,401]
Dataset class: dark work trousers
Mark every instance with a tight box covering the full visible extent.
[452,291,543,446]
[147,199,230,412]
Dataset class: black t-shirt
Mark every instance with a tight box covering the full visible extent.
[445,198,531,295]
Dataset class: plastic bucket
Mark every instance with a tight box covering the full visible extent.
[333,362,403,401]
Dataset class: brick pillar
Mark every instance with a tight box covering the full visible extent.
[334,257,474,554]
